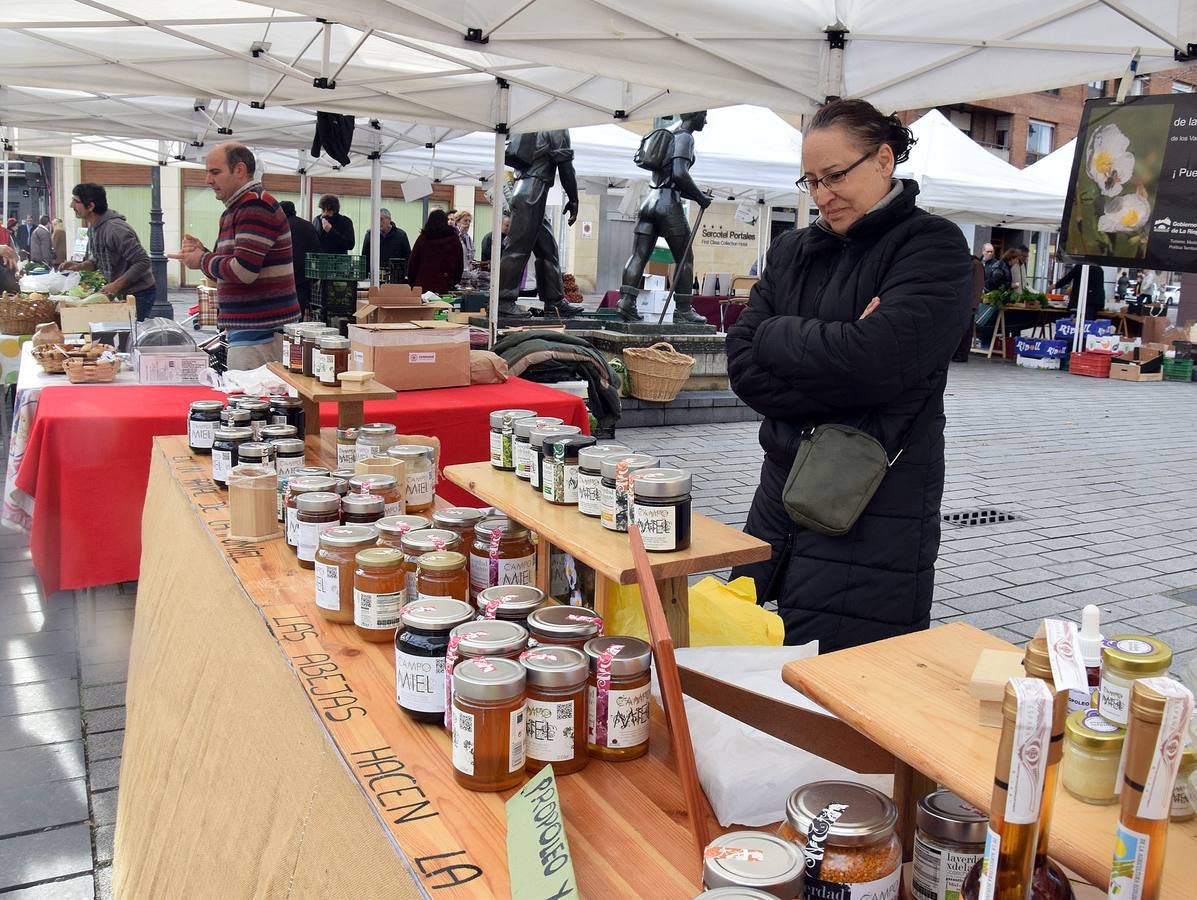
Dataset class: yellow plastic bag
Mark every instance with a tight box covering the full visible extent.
[603,576,784,646]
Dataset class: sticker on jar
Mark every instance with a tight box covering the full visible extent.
[285,506,300,546]
[276,455,304,479]
[407,472,435,507]
[576,472,602,515]
[509,705,527,772]
[1106,638,1156,655]
[354,589,403,629]
[912,830,980,900]
[514,441,532,477]
[804,870,900,900]
[336,444,357,468]
[395,649,446,713]
[489,430,503,466]
[384,500,403,517]
[188,419,215,449]
[297,520,339,563]
[1108,823,1150,900]
[544,463,579,503]
[526,698,575,763]
[211,448,233,483]
[312,350,334,383]
[976,826,1001,900]
[530,455,542,488]
[703,845,765,863]
[632,503,678,551]
[599,481,617,527]
[1099,676,1133,726]
[314,562,340,611]
[469,553,535,595]
[586,683,650,748]
[452,707,475,774]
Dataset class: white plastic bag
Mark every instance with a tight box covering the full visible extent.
[198,364,292,397]
[19,270,80,294]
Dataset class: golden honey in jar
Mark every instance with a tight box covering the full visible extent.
[584,636,651,761]
[781,781,901,899]
[387,444,436,512]
[416,551,470,604]
[701,830,805,898]
[400,529,460,604]
[526,604,602,650]
[469,516,535,599]
[451,657,527,792]
[314,525,378,624]
[522,645,589,775]
[353,547,406,643]
[431,507,488,546]
[348,474,402,518]
[376,515,431,550]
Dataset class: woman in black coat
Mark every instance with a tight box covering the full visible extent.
[727,99,973,653]
[407,209,465,294]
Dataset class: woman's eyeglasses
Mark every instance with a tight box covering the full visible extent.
[795,149,876,194]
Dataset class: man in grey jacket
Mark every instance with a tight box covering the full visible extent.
[29,216,53,266]
[63,183,157,320]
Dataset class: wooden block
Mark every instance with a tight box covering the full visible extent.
[978,699,1003,728]
[338,370,375,391]
[967,648,1024,702]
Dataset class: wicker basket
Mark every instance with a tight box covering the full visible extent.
[63,355,122,384]
[622,341,695,402]
[0,292,58,335]
[32,344,70,374]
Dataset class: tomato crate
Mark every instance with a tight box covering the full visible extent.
[1068,350,1113,379]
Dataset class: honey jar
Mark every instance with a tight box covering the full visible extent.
[416,551,470,604]
[284,476,337,549]
[314,334,350,386]
[187,400,223,454]
[400,529,461,603]
[210,426,253,488]
[469,517,536,599]
[268,397,305,435]
[522,645,589,775]
[336,427,358,468]
[529,424,581,493]
[526,605,602,649]
[1061,708,1126,805]
[270,438,306,480]
[233,398,271,439]
[451,620,529,662]
[576,444,631,516]
[513,416,563,480]
[348,473,402,517]
[376,515,431,550]
[341,493,384,526]
[541,434,597,505]
[451,657,527,792]
[353,547,406,643]
[220,406,251,429]
[388,444,436,512]
[236,441,276,472]
[356,422,398,460]
[1098,635,1173,727]
[476,585,546,628]
[489,408,538,470]
[314,525,378,624]
[395,597,474,723]
[584,636,651,761]
[295,492,341,569]
[259,423,298,444]
[431,507,488,546]
[281,323,301,370]
[599,453,660,532]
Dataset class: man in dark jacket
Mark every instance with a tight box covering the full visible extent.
[479,215,510,262]
[1052,263,1106,318]
[314,194,355,254]
[281,200,321,317]
[14,216,34,255]
[29,216,53,266]
[63,183,157,320]
[361,208,411,278]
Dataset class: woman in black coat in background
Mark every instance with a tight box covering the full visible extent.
[727,99,973,653]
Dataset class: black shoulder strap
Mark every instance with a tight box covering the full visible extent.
[888,370,947,467]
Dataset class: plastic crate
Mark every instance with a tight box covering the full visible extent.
[1173,340,1193,360]
[309,279,359,322]
[195,284,219,327]
[1069,350,1113,379]
[305,253,366,280]
[1162,357,1194,382]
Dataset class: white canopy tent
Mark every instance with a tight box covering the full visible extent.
[1023,138,1079,194]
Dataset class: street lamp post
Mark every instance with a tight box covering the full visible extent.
[148,164,173,319]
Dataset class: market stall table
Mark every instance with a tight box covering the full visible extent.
[781,623,1196,898]
[116,436,715,897]
[13,377,587,593]
[972,303,1064,359]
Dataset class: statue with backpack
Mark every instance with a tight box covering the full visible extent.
[616,111,712,325]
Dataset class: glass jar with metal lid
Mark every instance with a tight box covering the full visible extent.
[529,424,582,492]
[287,321,321,371]
[335,427,358,468]
[702,830,805,898]
[281,323,302,370]
[348,473,402,517]
[1098,634,1173,727]
[512,416,563,480]
[268,397,305,435]
[576,444,631,516]
[1062,707,1126,805]
[275,462,327,520]
[489,408,538,470]
[388,444,436,512]
[694,889,778,899]
[400,529,461,603]
[235,441,275,472]
[211,426,253,488]
[314,334,351,386]
[1173,744,1196,821]
[341,493,384,526]
[522,645,589,775]
[187,400,223,455]
[584,635,651,761]
[376,515,431,550]
[259,423,298,444]
[911,789,987,900]
[232,398,271,439]
[542,434,597,505]
[270,438,306,480]
[629,468,692,551]
[296,492,341,569]
[526,605,602,649]
[220,406,251,429]
[395,597,474,723]
[469,516,536,599]
[314,525,378,624]
[353,546,405,643]
[284,475,337,548]
[476,585,545,627]
[781,781,901,899]
[299,325,328,377]
[600,453,661,532]
[416,550,470,604]
[451,657,527,792]
[432,507,488,546]
[451,620,529,662]
[355,422,398,461]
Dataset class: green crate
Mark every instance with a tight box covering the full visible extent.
[305,253,366,280]
[1162,357,1194,383]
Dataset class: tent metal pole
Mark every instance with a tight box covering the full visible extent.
[2,147,9,225]
[489,131,504,349]
[1072,265,1090,354]
[370,155,382,288]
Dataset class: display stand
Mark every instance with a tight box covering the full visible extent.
[971,303,1059,359]
[266,361,395,437]
[443,461,771,647]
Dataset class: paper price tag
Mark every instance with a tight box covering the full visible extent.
[506,767,578,900]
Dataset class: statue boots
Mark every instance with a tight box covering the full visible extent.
[616,287,643,322]
[543,297,584,318]
[497,299,530,319]
[671,295,708,327]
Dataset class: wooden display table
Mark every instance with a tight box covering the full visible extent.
[781,623,1197,898]
[972,303,1063,359]
[444,461,771,647]
[267,361,395,436]
[116,436,715,897]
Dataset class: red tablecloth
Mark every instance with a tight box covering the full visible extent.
[15,379,588,594]
[598,290,745,330]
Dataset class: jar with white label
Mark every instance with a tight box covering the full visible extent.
[314,334,350,386]
[452,620,529,662]
[576,444,631,516]
[388,444,436,512]
[542,434,597,505]
[233,398,271,439]
[235,441,275,472]
[348,474,402,517]
[187,400,223,454]
[268,397,305,435]
[523,645,589,775]
[1098,635,1172,727]
[584,635,651,761]
[451,657,527,792]
[376,515,431,550]
[469,517,536,599]
[475,584,545,627]
[1062,707,1126,804]
[258,423,299,444]
[395,597,474,723]
[284,476,337,549]
[1174,745,1196,821]
[335,428,357,468]
[314,525,378,624]
[295,492,341,569]
[488,408,538,470]
[400,529,461,603]
[513,416,563,480]
[355,422,397,460]
[341,493,384,527]
[911,789,987,900]
[599,453,660,532]
[702,830,805,898]
[210,426,253,488]
[270,438,306,481]
[353,547,406,643]
[630,468,692,552]
[220,406,252,430]
[529,424,581,493]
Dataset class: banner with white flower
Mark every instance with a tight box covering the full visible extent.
[1060,95,1197,272]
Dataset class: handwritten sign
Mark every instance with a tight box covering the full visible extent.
[506,766,578,900]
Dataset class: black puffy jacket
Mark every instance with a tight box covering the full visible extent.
[726,180,972,652]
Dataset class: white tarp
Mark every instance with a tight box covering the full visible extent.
[1023,138,1078,192]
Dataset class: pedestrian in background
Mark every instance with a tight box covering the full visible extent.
[280,200,320,317]
[62,183,157,319]
[406,209,463,294]
[52,218,67,267]
[29,215,53,266]
[361,208,411,280]
[315,195,355,254]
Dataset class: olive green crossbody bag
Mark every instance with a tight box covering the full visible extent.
[782,374,944,537]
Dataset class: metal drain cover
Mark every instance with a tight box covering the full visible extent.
[943,508,1017,527]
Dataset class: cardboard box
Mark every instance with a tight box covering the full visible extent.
[642,274,666,291]
[1013,336,1068,359]
[366,284,424,307]
[58,298,136,335]
[135,350,210,385]
[1055,318,1116,340]
[635,289,671,317]
[1109,346,1164,382]
[354,303,436,325]
[348,321,469,391]
[1084,333,1122,353]
[1016,355,1061,370]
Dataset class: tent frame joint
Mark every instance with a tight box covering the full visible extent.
[613,109,628,120]
[1176,43,1197,62]
[825,24,848,50]
[465,27,489,45]
[312,77,336,90]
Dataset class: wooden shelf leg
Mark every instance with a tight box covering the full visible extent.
[534,533,553,596]
[594,575,614,620]
[301,396,321,438]
[338,400,365,431]
[658,575,690,648]
[893,759,936,862]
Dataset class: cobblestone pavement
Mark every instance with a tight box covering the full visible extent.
[1,356,1196,896]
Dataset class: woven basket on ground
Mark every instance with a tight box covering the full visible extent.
[0,292,57,335]
[63,355,122,384]
[622,341,695,403]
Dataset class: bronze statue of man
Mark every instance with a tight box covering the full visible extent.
[498,130,582,319]
[616,111,711,325]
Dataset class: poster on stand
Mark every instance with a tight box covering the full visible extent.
[1060,94,1197,273]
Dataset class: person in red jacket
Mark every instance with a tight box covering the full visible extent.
[406,209,463,294]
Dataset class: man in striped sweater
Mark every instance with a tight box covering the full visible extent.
[172,142,300,369]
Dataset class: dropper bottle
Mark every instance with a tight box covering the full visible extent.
[1070,604,1103,712]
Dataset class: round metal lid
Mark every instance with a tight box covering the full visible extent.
[527,605,603,639]
[530,424,581,450]
[488,408,538,429]
[1065,708,1126,751]
[474,516,529,541]
[259,424,298,440]
[233,398,270,412]
[270,397,303,408]
[355,546,404,569]
[400,528,460,554]
[221,408,251,423]
[1101,635,1172,674]
[630,467,692,499]
[477,585,545,618]
[387,444,435,461]
[452,657,526,702]
[543,434,597,460]
[270,438,305,455]
[296,491,340,514]
[694,888,779,899]
[701,831,804,894]
[318,334,350,349]
[298,324,326,338]
[331,467,357,479]
[583,636,651,676]
[577,443,632,470]
[341,493,385,514]
[292,466,330,479]
[400,597,474,631]
[451,620,528,657]
[417,550,466,572]
[213,426,253,441]
[432,507,487,529]
[349,474,398,492]
[358,422,397,438]
[318,525,378,549]
[600,452,661,480]
[520,645,588,688]
[785,781,898,847]
[189,400,224,413]
[514,415,564,439]
[236,441,274,458]
[288,476,337,495]
[376,515,431,536]
[915,790,988,845]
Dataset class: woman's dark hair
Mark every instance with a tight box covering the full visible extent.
[318,194,340,214]
[72,183,109,215]
[279,200,297,217]
[806,99,916,166]
[1000,248,1021,264]
[421,208,455,238]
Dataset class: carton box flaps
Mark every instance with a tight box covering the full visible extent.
[366,283,425,307]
